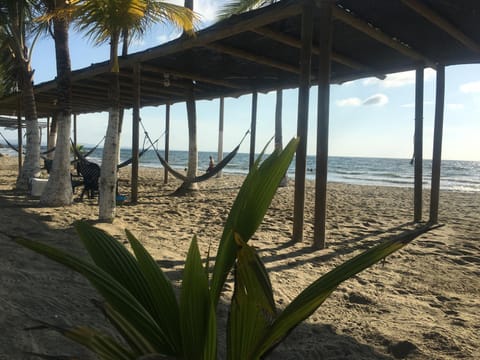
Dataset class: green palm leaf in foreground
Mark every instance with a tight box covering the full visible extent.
[232,224,439,359]
[16,136,438,359]
[210,137,300,305]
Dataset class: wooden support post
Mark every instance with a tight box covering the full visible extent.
[164,103,170,184]
[16,95,22,173]
[429,65,445,223]
[275,89,288,187]
[414,66,424,222]
[73,114,77,161]
[217,97,224,178]
[293,5,314,243]
[314,2,333,249]
[131,64,141,203]
[249,91,258,170]
[46,117,50,151]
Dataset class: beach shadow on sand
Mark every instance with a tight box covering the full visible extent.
[0,188,405,360]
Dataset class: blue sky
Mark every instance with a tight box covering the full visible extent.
[3,1,479,161]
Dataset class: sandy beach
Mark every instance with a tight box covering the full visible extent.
[0,153,479,359]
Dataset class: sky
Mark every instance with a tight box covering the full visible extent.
[2,0,479,161]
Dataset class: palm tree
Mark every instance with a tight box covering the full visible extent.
[0,0,42,190]
[38,0,74,206]
[180,0,199,194]
[71,0,196,222]
[218,0,278,19]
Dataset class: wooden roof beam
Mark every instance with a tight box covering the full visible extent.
[332,5,437,68]
[205,42,300,74]
[401,0,480,54]
[124,2,303,65]
[141,64,244,90]
[252,26,386,79]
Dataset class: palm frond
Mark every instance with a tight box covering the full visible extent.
[217,0,276,20]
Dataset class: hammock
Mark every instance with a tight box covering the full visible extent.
[73,136,105,159]
[1,131,57,156]
[70,137,157,169]
[145,129,249,183]
[0,132,20,153]
[117,138,158,169]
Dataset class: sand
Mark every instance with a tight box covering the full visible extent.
[0,153,479,359]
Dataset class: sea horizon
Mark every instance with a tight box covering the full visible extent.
[1,146,479,193]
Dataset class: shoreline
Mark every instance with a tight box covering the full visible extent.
[2,150,479,193]
[0,153,479,359]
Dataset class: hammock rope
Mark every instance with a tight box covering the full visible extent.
[0,132,20,153]
[117,137,158,169]
[141,120,249,183]
[0,131,57,156]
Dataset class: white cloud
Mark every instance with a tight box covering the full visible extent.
[336,97,362,107]
[460,81,480,94]
[362,93,388,106]
[363,68,435,88]
[336,94,389,107]
[156,29,182,45]
[447,103,464,110]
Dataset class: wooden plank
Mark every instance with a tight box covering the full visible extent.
[332,5,436,68]
[16,97,22,172]
[164,104,170,184]
[217,97,224,178]
[131,64,140,203]
[249,91,258,170]
[402,0,480,53]
[314,1,333,249]
[414,66,424,222]
[275,89,288,187]
[429,65,445,223]
[293,5,314,244]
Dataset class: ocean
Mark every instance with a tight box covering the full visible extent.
[1,147,479,192]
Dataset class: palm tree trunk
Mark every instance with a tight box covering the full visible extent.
[99,34,121,222]
[185,83,198,189]
[16,64,40,190]
[176,0,198,193]
[40,3,73,206]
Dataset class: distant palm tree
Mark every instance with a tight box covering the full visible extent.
[37,0,74,206]
[0,0,42,190]
[71,0,196,222]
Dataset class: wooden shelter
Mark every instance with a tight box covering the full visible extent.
[0,0,478,247]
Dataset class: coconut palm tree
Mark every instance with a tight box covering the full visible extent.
[179,0,199,194]
[0,0,42,190]
[70,0,196,222]
[218,0,278,19]
[37,0,74,206]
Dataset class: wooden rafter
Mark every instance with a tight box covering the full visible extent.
[126,2,303,65]
[401,0,480,54]
[252,26,386,79]
[332,5,437,68]
[205,42,300,74]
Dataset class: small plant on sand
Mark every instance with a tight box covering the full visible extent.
[18,138,429,359]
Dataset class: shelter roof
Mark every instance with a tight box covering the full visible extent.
[0,116,47,129]
[0,0,479,118]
